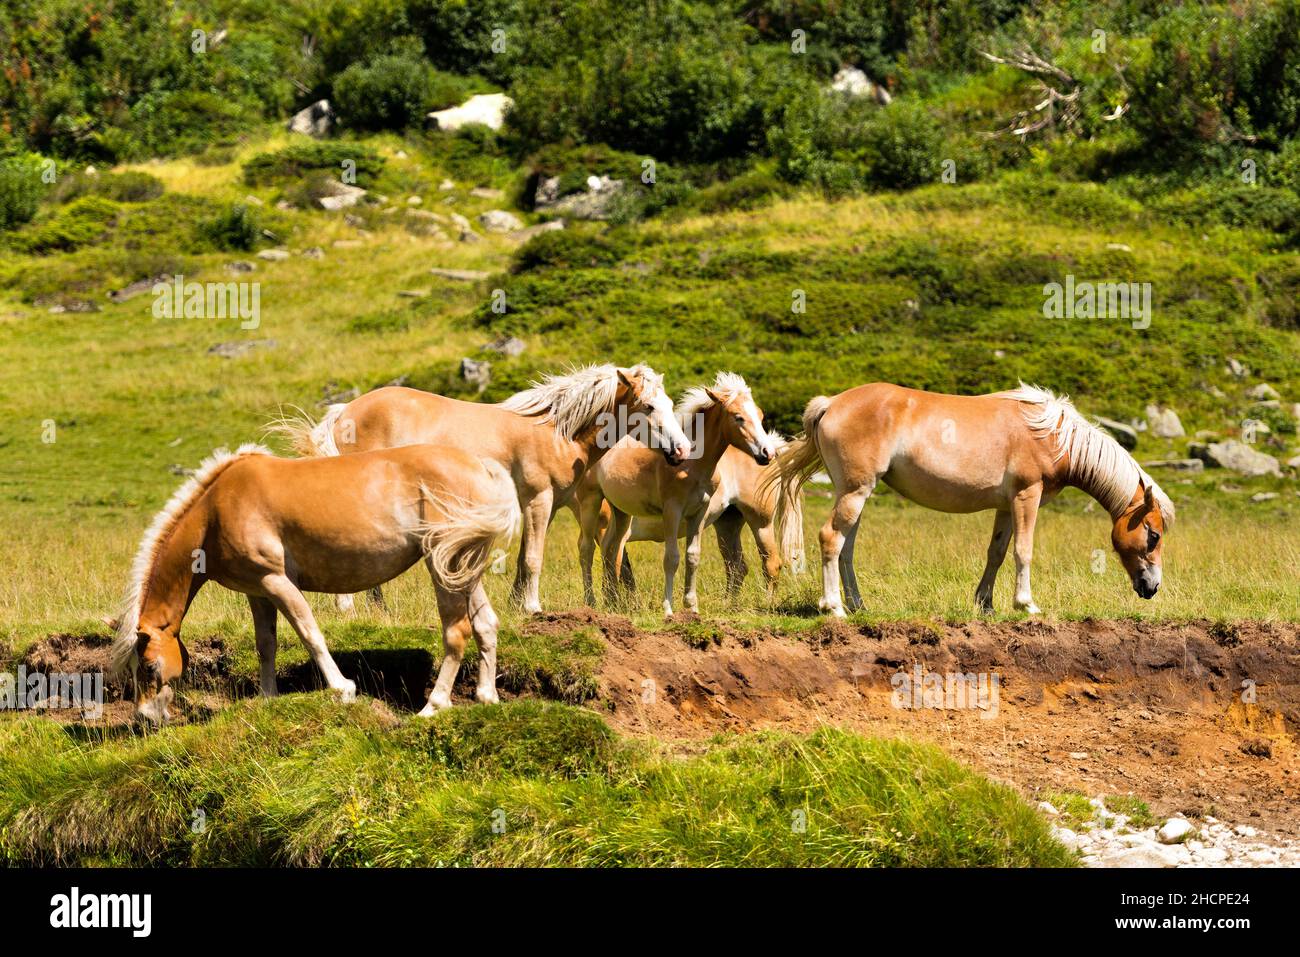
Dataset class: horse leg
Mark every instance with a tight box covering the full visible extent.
[248,595,278,697]
[576,489,604,607]
[751,518,782,602]
[660,503,685,616]
[841,517,866,612]
[975,510,1013,613]
[819,483,872,617]
[600,508,633,607]
[620,549,637,593]
[420,581,472,715]
[260,574,356,701]
[1011,486,1043,614]
[511,488,552,615]
[336,593,356,613]
[366,586,387,611]
[469,581,501,704]
[715,509,748,597]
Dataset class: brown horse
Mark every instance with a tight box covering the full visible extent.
[770,383,1174,617]
[110,443,519,724]
[573,373,776,615]
[589,437,806,602]
[277,364,690,615]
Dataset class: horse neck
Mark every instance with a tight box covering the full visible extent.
[138,502,209,636]
[568,383,631,466]
[1055,438,1137,521]
[686,404,732,478]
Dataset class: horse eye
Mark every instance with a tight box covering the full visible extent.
[1147,528,1161,551]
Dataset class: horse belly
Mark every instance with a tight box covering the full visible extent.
[882,458,1005,514]
[286,530,422,594]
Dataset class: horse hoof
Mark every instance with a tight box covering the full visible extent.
[475,688,500,705]
[337,680,357,704]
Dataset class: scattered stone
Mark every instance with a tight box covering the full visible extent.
[1096,417,1138,451]
[534,174,624,220]
[427,92,513,132]
[1191,439,1281,477]
[827,66,892,104]
[275,199,295,211]
[300,247,324,259]
[1038,801,1059,816]
[429,267,490,282]
[460,357,491,393]
[407,195,423,206]
[1287,454,1300,469]
[406,209,447,222]
[478,209,524,233]
[287,99,334,137]
[344,213,365,229]
[485,334,526,357]
[470,187,505,200]
[316,182,367,211]
[225,260,256,273]
[1143,459,1203,472]
[1226,357,1249,380]
[208,339,276,358]
[394,149,408,160]
[1198,847,1229,863]
[332,239,365,249]
[1106,242,1133,252]
[1251,492,1279,503]
[1069,751,1089,760]
[1158,818,1194,844]
[397,289,431,299]
[108,274,171,303]
[1145,404,1185,439]
[1246,383,1281,401]
[1107,844,1182,868]
[510,219,565,242]
[439,179,455,191]
[257,249,290,262]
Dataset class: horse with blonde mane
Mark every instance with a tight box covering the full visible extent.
[573,372,777,615]
[110,443,519,724]
[589,436,806,602]
[275,364,690,615]
[769,383,1174,617]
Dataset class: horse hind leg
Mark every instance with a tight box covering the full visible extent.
[975,511,1012,614]
[819,481,873,617]
[468,581,500,704]
[248,595,279,697]
[715,509,748,597]
[421,578,472,716]
[366,586,387,611]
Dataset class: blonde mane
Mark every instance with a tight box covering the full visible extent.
[500,364,632,440]
[1003,383,1174,524]
[675,371,752,424]
[110,443,271,675]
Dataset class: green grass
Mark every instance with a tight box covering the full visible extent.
[0,697,1074,867]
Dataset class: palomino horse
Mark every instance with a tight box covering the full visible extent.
[278,364,691,615]
[109,443,519,724]
[574,372,777,615]
[770,383,1174,617]
[588,437,806,602]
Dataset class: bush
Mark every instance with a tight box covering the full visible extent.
[51,170,164,205]
[333,51,449,132]
[0,157,45,231]
[511,229,630,273]
[243,143,385,187]
[860,101,944,189]
[196,203,263,251]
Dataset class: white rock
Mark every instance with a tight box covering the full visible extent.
[287,99,334,137]
[1236,825,1258,838]
[478,209,524,233]
[1052,826,1079,848]
[1198,847,1228,863]
[827,66,892,104]
[1038,802,1059,816]
[1158,818,1194,844]
[427,92,513,132]
[1106,845,1182,868]
[256,249,290,262]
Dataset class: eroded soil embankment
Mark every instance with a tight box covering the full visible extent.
[16,615,1300,838]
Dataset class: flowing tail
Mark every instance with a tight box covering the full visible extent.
[763,396,832,558]
[263,404,348,457]
[417,461,521,592]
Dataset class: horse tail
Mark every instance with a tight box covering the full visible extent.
[264,404,347,457]
[763,396,832,558]
[418,461,521,592]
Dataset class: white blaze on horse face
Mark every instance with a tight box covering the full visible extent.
[644,380,691,463]
[740,398,775,464]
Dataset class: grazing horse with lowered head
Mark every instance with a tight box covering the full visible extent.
[574,372,777,615]
[276,364,690,615]
[110,443,519,724]
[588,437,806,603]
[769,383,1173,617]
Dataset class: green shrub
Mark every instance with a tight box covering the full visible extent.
[861,101,944,189]
[333,51,452,132]
[6,196,117,252]
[52,170,164,205]
[511,229,630,273]
[0,157,45,231]
[196,203,263,251]
[691,169,791,214]
[243,143,385,187]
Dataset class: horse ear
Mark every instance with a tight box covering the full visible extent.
[616,368,634,389]
[705,387,723,405]
[1143,483,1156,510]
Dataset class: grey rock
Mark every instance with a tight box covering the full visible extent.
[485,334,526,357]
[1145,404,1185,439]
[225,260,256,273]
[1192,439,1281,477]
[470,187,505,200]
[1246,383,1281,401]
[1096,417,1138,451]
[1143,459,1203,472]
[534,174,625,220]
[430,267,491,282]
[108,274,172,303]
[257,249,290,262]
[287,99,334,137]
[208,339,276,358]
[1226,358,1249,380]
[461,357,491,392]
[510,219,566,242]
[316,182,367,211]
[478,209,524,233]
